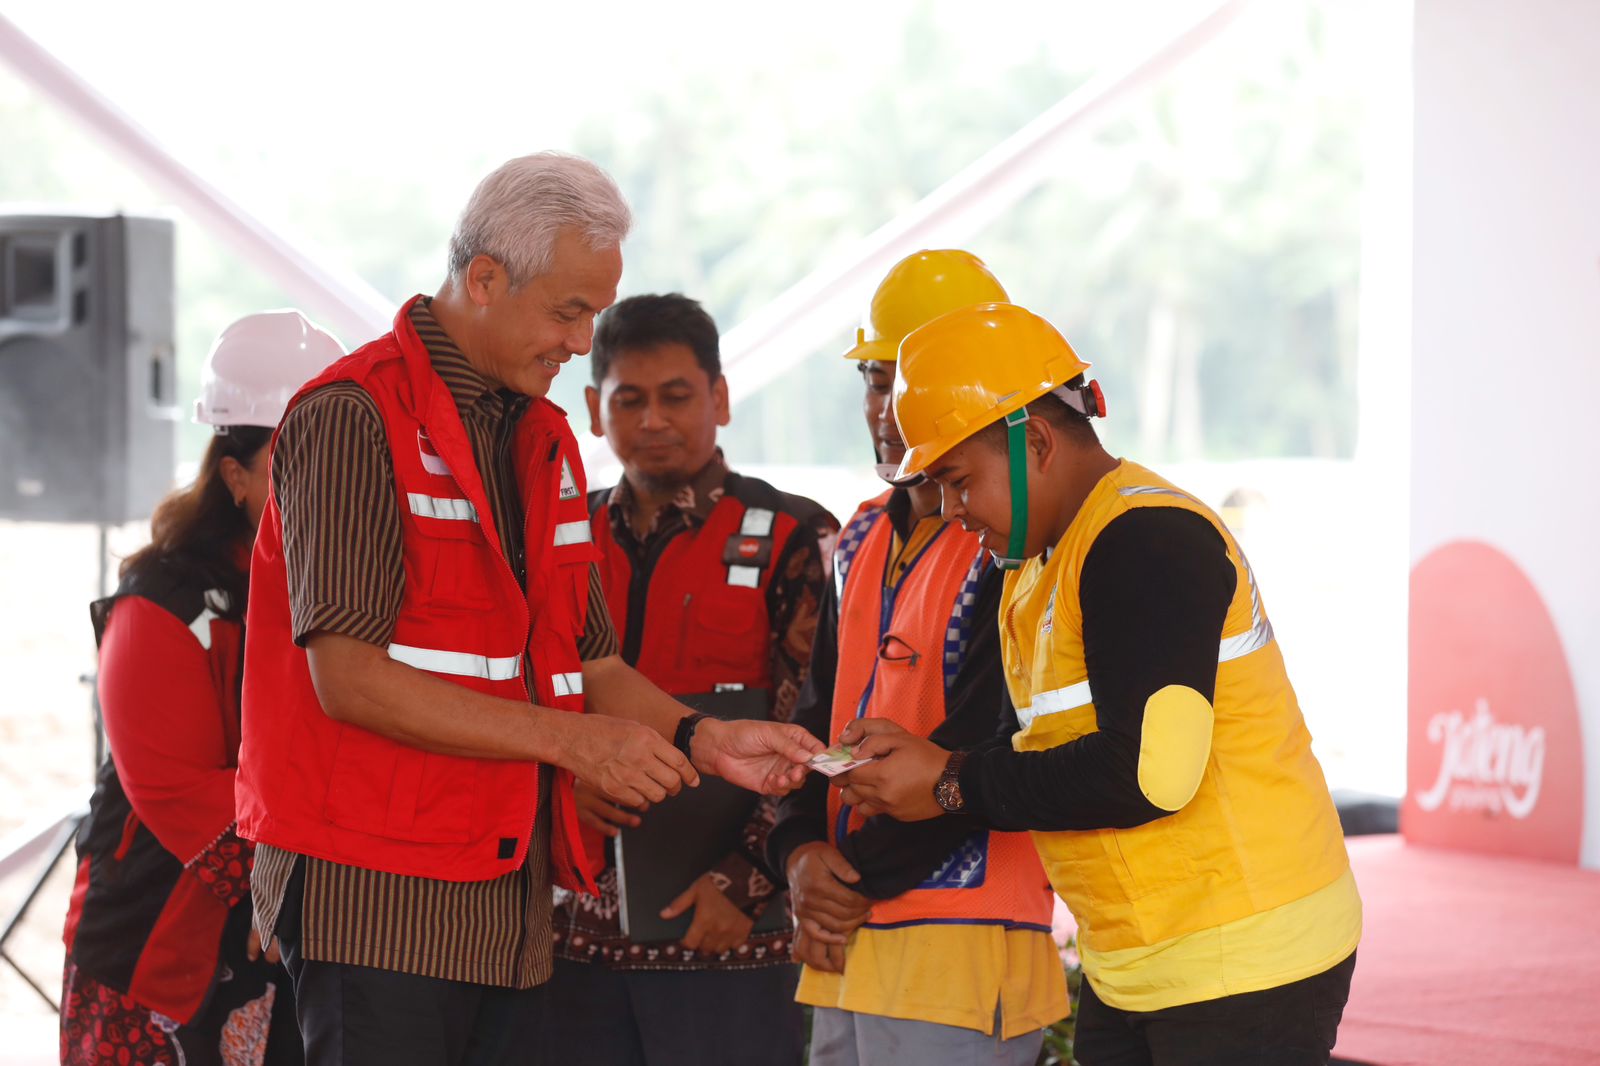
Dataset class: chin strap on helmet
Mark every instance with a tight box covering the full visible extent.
[993,407,1031,570]
[877,461,925,486]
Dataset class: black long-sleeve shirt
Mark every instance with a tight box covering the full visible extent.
[767,492,1018,900]
[960,507,1237,832]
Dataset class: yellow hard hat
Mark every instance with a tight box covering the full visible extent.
[843,249,1010,362]
[892,302,1092,482]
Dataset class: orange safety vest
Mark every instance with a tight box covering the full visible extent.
[827,492,1054,930]
[236,296,597,889]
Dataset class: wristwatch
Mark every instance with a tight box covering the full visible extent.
[674,712,711,762]
[934,750,968,813]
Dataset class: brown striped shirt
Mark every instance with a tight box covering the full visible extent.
[251,297,616,988]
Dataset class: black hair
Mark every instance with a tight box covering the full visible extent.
[973,385,1098,452]
[591,293,721,386]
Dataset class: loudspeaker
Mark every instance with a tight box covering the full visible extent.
[0,212,178,523]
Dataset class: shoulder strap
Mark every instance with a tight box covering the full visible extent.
[942,548,993,690]
[833,501,888,605]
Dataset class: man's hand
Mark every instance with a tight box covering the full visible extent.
[246,928,281,965]
[786,842,872,946]
[792,926,847,974]
[660,873,753,955]
[691,718,824,796]
[558,714,699,808]
[833,720,949,822]
[573,778,646,838]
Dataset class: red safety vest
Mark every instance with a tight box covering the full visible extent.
[236,296,596,889]
[590,482,801,695]
[828,492,1054,930]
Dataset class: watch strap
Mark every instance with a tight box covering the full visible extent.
[674,711,712,762]
[936,749,969,812]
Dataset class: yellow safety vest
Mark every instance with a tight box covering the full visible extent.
[1003,460,1350,956]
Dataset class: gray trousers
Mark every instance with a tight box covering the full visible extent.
[809,1006,1045,1066]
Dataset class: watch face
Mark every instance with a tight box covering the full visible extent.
[936,777,963,812]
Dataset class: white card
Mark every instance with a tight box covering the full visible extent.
[808,744,873,777]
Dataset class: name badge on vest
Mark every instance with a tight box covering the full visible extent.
[558,458,580,501]
[1041,589,1055,635]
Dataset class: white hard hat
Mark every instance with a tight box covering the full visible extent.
[193,309,346,429]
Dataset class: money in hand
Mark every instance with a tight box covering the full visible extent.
[808,743,874,777]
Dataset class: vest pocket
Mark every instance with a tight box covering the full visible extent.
[1104,814,1199,900]
[680,590,766,670]
[323,724,475,844]
[403,521,499,611]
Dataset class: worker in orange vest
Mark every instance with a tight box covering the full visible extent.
[768,251,1068,1065]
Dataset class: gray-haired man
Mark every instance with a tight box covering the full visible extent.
[237,152,822,1066]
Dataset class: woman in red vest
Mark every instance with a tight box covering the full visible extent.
[61,312,342,1066]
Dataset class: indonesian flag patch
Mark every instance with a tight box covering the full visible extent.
[417,431,451,477]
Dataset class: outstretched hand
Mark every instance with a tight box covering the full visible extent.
[692,718,824,795]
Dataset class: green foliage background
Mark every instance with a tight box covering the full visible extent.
[0,1,1362,470]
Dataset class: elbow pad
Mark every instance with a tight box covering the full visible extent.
[1136,684,1215,812]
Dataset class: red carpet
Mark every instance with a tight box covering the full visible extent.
[1335,835,1600,1065]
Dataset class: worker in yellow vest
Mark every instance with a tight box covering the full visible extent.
[767,253,1068,1064]
[834,302,1361,1065]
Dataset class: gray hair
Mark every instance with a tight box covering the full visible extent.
[446,152,632,288]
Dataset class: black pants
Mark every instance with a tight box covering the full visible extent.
[1073,951,1357,1066]
[532,957,805,1066]
[274,864,544,1066]
[278,936,546,1066]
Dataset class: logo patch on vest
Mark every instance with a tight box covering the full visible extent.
[917,832,989,889]
[558,458,579,501]
[722,534,774,569]
[417,431,451,477]
[1041,589,1056,635]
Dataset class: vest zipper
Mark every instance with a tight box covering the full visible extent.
[499,457,534,874]
[1003,597,1023,681]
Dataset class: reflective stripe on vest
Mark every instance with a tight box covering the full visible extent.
[387,642,521,680]
[554,520,593,546]
[406,493,479,523]
[1119,484,1276,664]
[551,671,584,697]
[740,507,776,536]
[1015,679,1096,729]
